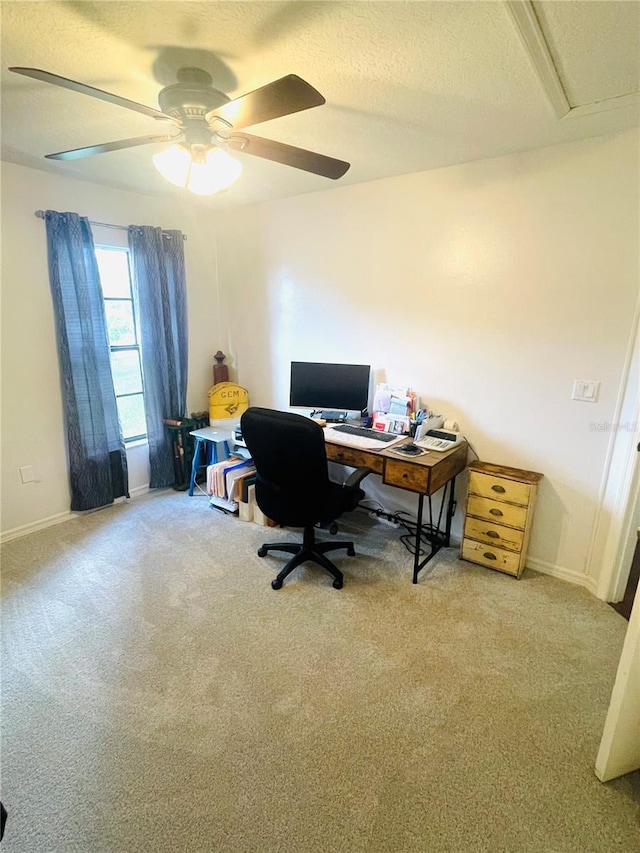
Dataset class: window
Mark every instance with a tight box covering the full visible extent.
[95,246,146,442]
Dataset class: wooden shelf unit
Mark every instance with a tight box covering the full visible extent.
[461,461,543,579]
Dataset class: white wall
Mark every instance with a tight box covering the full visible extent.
[1,162,220,536]
[213,130,640,588]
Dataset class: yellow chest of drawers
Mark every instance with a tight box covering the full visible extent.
[461,461,543,579]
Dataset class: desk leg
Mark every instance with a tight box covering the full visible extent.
[188,439,202,496]
[412,494,425,584]
[444,475,456,546]
[412,477,458,583]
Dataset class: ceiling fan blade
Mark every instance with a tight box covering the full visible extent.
[227,133,350,179]
[209,74,325,130]
[45,133,180,161]
[9,67,172,122]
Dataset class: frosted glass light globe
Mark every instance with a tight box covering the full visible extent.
[153,145,242,195]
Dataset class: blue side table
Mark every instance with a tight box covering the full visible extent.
[188,427,233,496]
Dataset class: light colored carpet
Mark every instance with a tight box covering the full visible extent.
[1,490,638,852]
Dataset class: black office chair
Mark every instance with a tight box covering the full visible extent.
[240,407,372,589]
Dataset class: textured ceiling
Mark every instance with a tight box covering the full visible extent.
[1,0,639,208]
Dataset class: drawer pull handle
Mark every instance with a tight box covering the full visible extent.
[491,484,506,493]
[483,552,497,560]
[486,530,500,539]
[489,508,503,517]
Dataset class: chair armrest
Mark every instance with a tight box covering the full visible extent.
[344,466,374,489]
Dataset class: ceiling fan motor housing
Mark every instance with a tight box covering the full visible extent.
[158,67,230,123]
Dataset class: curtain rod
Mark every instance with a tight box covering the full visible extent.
[34,210,187,240]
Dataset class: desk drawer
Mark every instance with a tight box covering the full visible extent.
[466,495,527,530]
[468,471,531,506]
[383,459,428,493]
[464,517,524,552]
[462,539,520,576]
[325,443,385,474]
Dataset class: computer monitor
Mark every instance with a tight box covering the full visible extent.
[290,362,371,417]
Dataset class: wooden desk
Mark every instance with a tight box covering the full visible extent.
[325,436,468,583]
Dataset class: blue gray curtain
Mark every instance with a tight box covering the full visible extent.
[44,210,129,511]
[128,226,188,488]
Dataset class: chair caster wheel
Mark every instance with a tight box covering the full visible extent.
[328,522,338,535]
[271,578,283,590]
[332,578,343,589]
[258,547,267,557]
[347,545,356,557]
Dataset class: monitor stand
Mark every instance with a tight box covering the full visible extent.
[312,410,347,423]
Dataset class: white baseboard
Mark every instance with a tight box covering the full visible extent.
[1,485,151,544]
[526,555,598,594]
[128,485,151,499]
[1,510,76,543]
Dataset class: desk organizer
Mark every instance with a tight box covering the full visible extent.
[461,461,543,579]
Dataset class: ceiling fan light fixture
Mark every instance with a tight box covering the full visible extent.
[152,143,242,195]
[188,146,242,196]
[152,143,192,187]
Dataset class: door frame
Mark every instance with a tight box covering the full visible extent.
[587,300,640,601]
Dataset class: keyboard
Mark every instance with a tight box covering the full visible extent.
[325,424,405,450]
[332,425,399,442]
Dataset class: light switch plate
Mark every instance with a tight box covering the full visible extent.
[20,465,35,483]
[572,379,600,402]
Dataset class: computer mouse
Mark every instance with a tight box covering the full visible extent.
[399,443,422,455]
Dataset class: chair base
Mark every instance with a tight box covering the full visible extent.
[257,525,355,589]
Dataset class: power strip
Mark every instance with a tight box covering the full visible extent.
[369,511,400,528]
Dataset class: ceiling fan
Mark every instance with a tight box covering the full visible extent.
[8,66,350,194]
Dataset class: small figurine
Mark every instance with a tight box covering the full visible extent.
[213,350,229,385]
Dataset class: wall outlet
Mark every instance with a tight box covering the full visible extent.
[20,465,35,484]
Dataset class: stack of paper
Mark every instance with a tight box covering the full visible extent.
[206,457,255,511]
[237,481,277,526]
[372,383,419,435]
[239,484,255,522]
[236,470,258,520]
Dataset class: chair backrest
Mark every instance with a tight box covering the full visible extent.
[240,407,331,525]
